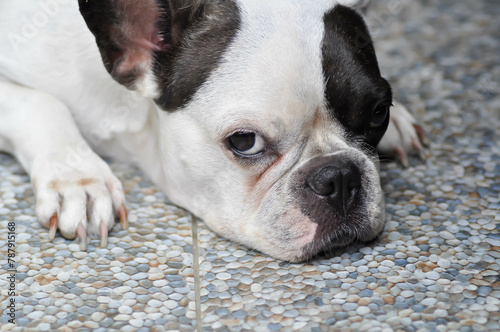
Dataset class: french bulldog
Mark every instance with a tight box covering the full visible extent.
[0,0,424,262]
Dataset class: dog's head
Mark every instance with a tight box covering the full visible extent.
[80,0,391,262]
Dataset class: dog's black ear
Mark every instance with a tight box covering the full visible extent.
[78,0,202,94]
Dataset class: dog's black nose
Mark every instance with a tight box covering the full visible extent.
[306,160,361,217]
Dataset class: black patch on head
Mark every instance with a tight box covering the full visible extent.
[322,5,392,148]
[153,0,241,111]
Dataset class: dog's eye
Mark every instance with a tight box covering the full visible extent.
[370,102,391,127]
[228,132,266,156]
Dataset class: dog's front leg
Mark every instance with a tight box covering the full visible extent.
[0,81,126,248]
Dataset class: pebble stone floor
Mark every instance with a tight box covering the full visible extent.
[1,0,499,331]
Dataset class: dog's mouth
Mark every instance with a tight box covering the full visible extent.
[249,198,385,263]
[297,222,382,262]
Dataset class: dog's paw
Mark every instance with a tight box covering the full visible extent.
[377,101,428,167]
[32,153,127,249]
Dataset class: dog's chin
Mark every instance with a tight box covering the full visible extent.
[297,226,382,263]
[237,217,384,263]
[199,205,384,263]
[277,205,385,263]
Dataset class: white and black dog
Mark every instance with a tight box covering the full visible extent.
[0,0,424,262]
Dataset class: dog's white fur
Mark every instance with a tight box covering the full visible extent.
[0,0,422,261]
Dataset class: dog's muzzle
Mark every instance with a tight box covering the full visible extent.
[306,159,362,218]
[289,152,382,260]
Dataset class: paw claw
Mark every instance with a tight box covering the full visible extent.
[411,138,427,161]
[49,214,58,240]
[118,204,128,230]
[100,222,108,248]
[419,149,427,161]
[395,145,410,168]
[411,138,423,152]
[76,225,87,251]
[413,123,429,147]
[400,157,410,168]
